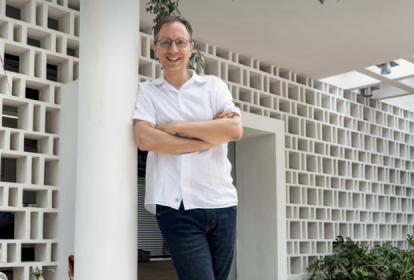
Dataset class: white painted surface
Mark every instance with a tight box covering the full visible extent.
[236,112,286,280]
[57,80,78,280]
[74,1,139,279]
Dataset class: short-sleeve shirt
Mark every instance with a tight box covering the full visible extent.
[132,70,241,215]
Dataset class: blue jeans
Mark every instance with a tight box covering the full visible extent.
[156,203,237,280]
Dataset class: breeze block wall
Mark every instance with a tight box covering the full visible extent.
[0,0,79,279]
[137,30,414,279]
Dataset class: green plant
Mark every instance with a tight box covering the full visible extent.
[307,235,414,280]
[0,272,7,280]
[146,0,206,74]
[32,266,55,280]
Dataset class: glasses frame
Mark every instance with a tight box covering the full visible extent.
[156,38,192,49]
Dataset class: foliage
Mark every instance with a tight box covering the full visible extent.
[146,0,182,23]
[0,272,7,280]
[146,0,205,74]
[32,266,55,280]
[320,0,340,4]
[307,235,414,280]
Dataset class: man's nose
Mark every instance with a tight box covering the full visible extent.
[168,41,179,52]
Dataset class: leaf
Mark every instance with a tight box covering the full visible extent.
[0,272,8,280]
[201,62,206,69]
[195,56,200,63]
[319,0,326,4]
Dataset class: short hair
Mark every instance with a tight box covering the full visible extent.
[153,16,193,43]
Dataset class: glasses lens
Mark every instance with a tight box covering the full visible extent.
[176,39,188,48]
[159,38,172,49]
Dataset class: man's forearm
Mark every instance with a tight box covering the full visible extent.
[167,116,242,145]
[135,120,215,154]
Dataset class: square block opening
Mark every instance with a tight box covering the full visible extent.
[338,160,347,176]
[306,155,317,172]
[67,38,79,58]
[345,180,354,191]
[314,142,324,155]
[289,152,300,170]
[373,212,382,223]
[339,223,348,237]
[307,189,317,206]
[367,224,375,239]
[250,72,262,91]
[392,225,399,239]
[316,242,326,254]
[1,156,27,183]
[324,223,334,239]
[299,207,309,219]
[7,243,16,262]
[298,139,308,152]
[48,6,70,34]
[288,86,300,102]
[4,45,30,75]
[323,158,332,175]
[332,209,341,221]
[366,194,374,209]
[43,212,57,239]
[338,192,347,208]
[337,128,347,145]
[290,257,301,274]
[21,243,46,262]
[259,94,273,109]
[308,222,318,239]
[354,224,362,239]
[298,173,308,185]
[346,210,355,222]
[323,190,333,207]
[290,221,301,239]
[316,208,325,220]
[289,186,300,204]
[360,211,369,222]
[315,175,325,187]
[322,125,332,142]
[138,59,153,78]
[300,242,310,254]
[331,177,340,189]
[313,108,324,122]
[380,225,388,239]
[269,78,281,96]
[0,212,15,239]
[23,190,47,208]
[44,159,58,186]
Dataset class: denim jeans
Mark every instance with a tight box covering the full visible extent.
[156,203,237,280]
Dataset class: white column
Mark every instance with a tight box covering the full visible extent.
[74,1,139,279]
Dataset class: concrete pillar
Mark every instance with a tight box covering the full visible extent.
[74,1,139,279]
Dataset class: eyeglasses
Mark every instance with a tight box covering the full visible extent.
[157,38,191,49]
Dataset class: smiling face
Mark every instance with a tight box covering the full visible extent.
[152,21,194,78]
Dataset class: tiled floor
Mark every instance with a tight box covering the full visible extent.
[138,260,179,280]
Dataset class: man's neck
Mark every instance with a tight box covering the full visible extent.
[164,70,192,90]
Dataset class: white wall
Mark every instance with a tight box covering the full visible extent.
[56,80,78,280]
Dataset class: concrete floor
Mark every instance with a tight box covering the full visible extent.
[138,260,179,280]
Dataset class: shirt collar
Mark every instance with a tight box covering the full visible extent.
[151,70,207,87]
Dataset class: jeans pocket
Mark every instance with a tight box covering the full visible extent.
[156,205,174,217]
[231,206,237,211]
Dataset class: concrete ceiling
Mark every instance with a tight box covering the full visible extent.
[139,0,414,104]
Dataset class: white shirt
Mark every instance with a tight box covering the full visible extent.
[132,70,241,214]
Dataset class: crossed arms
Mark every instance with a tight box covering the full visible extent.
[134,110,243,154]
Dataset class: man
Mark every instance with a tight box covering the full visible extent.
[132,16,242,280]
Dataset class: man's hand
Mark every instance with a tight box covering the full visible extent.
[214,109,234,120]
[156,122,177,135]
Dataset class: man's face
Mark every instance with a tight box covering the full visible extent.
[152,22,194,76]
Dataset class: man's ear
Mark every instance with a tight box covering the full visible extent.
[190,41,194,53]
[152,43,158,58]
